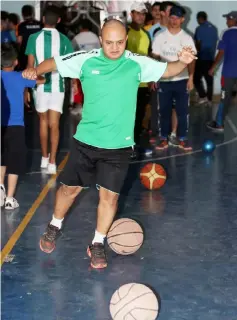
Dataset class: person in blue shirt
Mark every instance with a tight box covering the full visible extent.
[207,11,237,132]
[8,13,20,42]
[1,43,45,210]
[1,11,13,43]
[194,11,218,105]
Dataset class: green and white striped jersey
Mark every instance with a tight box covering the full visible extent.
[26,28,73,93]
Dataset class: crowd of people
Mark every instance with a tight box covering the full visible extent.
[1,2,237,269]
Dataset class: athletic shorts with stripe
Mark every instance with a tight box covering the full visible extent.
[34,91,65,114]
[60,139,132,194]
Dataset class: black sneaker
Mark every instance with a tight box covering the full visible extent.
[87,243,107,269]
[206,121,224,133]
[39,224,61,254]
[168,134,179,147]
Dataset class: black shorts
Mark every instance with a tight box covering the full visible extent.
[60,139,132,194]
[1,126,26,175]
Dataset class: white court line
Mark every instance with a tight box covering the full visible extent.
[130,117,237,165]
[26,117,237,173]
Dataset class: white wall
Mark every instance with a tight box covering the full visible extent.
[1,0,39,20]
[115,0,237,94]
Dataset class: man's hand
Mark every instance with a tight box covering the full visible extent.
[187,77,194,92]
[208,67,215,76]
[22,68,37,80]
[24,89,31,108]
[148,82,157,92]
[178,46,197,65]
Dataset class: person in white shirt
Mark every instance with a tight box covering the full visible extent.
[72,19,100,51]
[152,5,196,151]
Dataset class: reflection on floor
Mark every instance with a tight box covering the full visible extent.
[1,103,237,320]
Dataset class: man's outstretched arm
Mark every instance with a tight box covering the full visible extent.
[22,58,57,79]
[162,46,197,79]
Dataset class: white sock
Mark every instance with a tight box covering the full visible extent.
[50,215,64,229]
[92,230,106,245]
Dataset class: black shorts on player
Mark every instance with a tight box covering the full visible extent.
[1,126,26,175]
[60,139,132,194]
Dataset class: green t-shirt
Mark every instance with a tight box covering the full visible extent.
[26,28,73,93]
[55,49,167,148]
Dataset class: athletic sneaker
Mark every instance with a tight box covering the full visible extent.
[87,243,107,269]
[5,197,19,210]
[39,224,61,253]
[156,139,168,150]
[179,140,193,151]
[41,156,49,169]
[168,134,179,147]
[0,185,6,207]
[206,121,224,133]
[47,163,57,175]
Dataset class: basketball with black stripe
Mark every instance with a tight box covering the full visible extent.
[107,218,144,255]
[110,283,159,320]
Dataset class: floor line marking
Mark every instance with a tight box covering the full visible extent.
[130,123,237,165]
[0,154,69,267]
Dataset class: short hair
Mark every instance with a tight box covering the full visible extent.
[160,1,176,12]
[145,13,153,24]
[8,13,20,25]
[1,43,18,68]
[152,2,161,9]
[197,11,207,20]
[22,5,34,18]
[80,18,92,31]
[171,5,186,17]
[1,11,9,21]
[43,5,61,26]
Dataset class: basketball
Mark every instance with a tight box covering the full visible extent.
[140,163,167,190]
[110,283,159,320]
[107,218,144,255]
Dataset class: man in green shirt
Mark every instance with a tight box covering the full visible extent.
[23,19,196,269]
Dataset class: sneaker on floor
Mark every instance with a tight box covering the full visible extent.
[87,243,107,269]
[41,156,49,169]
[206,121,224,133]
[155,139,168,150]
[5,197,19,210]
[39,224,61,253]
[168,134,179,147]
[47,163,57,175]
[179,140,193,151]
[0,185,6,207]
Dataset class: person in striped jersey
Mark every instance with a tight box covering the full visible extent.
[25,5,73,174]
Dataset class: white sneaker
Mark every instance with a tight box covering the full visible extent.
[41,156,49,169]
[47,163,57,175]
[5,197,19,210]
[0,185,6,207]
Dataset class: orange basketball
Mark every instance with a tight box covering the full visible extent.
[107,218,144,255]
[140,163,167,190]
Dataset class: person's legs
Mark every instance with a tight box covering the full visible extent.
[48,110,61,164]
[87,147,131,268]
[194,59,206,100]
[203,60,214,103]
[134,87,150,145]
[47,93,64,174]
[150,87,159,137]
[156,82,173,150]
[1,127,7,206]
[4,126,26,209]
[39,139,94,253]
[38,111,49,160]
[173,80,191,151]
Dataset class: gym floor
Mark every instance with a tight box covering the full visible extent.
[1,102,237,320]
